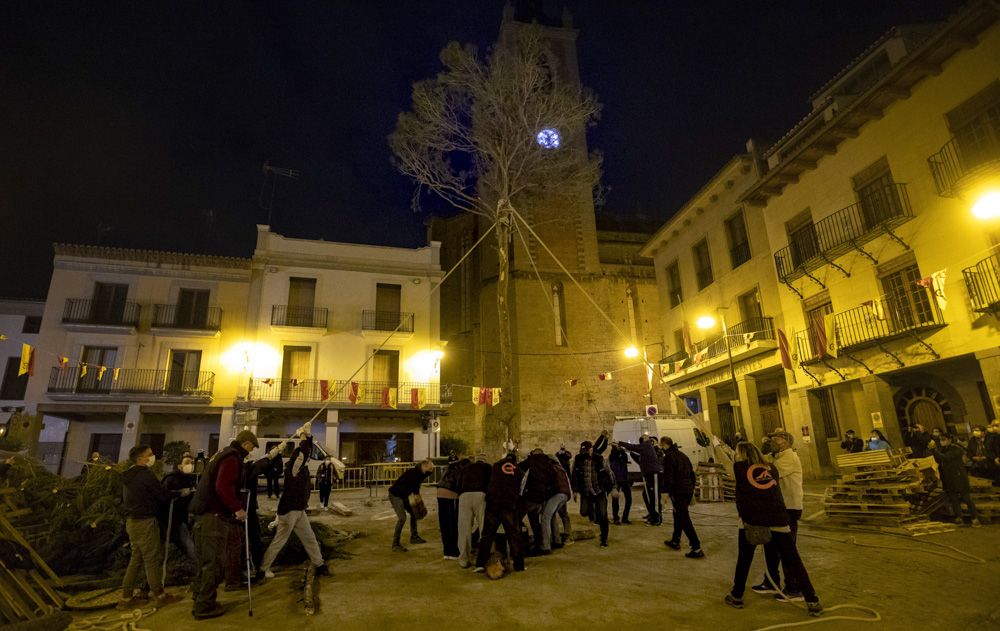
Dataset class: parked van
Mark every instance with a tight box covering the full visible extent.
[612,415,714,483]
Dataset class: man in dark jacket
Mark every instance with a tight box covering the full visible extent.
[608,444,632,525]
[259,436,327,577]
[457,454,491,567]
[189,430,258,620]
[437,456,468,560]
[617,434,663,525]
[540,457,572,551]
[475,453,526,572]
[906,425,932,458]
[266,451,283,498]
[967,426,992,479]
[930,434,981,527]
[388,459,434,551]
[316,457,338,509]
[840,430,864,454]
[660,437,703,558]
[572,436,613,547]
[118,445,184,611]
[556,445,573,475]
[161,455,197,563]
[519,448,556,554]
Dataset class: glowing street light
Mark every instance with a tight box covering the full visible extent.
[624,345,640,358]
[696,315,717,330]
[972,191,1000,220]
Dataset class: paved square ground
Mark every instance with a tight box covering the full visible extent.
[98,481,1000,631]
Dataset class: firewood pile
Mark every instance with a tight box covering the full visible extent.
[823,450,954,536]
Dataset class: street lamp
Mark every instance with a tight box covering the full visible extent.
[972,190,1000,220]
[624,345,640,358]
[697,309,746,436]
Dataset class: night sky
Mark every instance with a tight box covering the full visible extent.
[1,0,964,299]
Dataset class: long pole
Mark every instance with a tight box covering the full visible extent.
[721,312,746,436]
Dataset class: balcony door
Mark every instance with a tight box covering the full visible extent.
[376,283,402,329]
[91,283,128,324]
[167,350,202,393]
[881,264,935,331]
[854,159,900,230]
[176,289,210,328]
[287,278,317,326]
[79,346,117,392]
[281,346,311,400]
[787,218,819,268]
[738,289,763,324]
[371,349,400,388]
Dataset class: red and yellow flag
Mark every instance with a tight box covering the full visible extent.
[18,344,34,377]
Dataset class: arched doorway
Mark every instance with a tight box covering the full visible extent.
[894,386,952,433]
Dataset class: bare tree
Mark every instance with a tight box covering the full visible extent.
[390,25,602,448]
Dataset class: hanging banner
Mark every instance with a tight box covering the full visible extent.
[381,386,397,409]
[823,313,838,358]
[18,344,34,377]
[410,387,425,410]
[597,372,613,381]
[931,269,947,311]
[320,379,330,400]
[348,381,365,404]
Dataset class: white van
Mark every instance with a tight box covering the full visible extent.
[612,415,714,483]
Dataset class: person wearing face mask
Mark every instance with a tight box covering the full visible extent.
[162,455,198,563]
[929,433,981,527]
[316,457,337,510]
[967,426,992,479]
[117,445,185,611]
[865,430,891,451]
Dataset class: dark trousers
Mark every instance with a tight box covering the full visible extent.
[437,497,460,557]
[319,484,332,507]
[763,509,802,591]
[641,473,661,523]
[266,474,280,498]
[390,493,418,545]
[669,492,700,549]
[247,510,263,569]
[580,492,609,544]
[946,488,978,520]
[611,481,632,522]
[522,501,544,549]
[475,504,523,569]
[732,528,816,602]
[224,517,243,586]
[191,514,231,615]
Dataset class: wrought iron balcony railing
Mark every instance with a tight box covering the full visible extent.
[249,378,439,406]
[271,305,328,328]
[152,304,223,330]
[929,130,1000,197]
[774,183,913,283]
[362,310,415,333]
[62,299,141,327]
[963,252,1000,314]
[47,367,215,397]
[698,317,776,362]
[729,241,752,269]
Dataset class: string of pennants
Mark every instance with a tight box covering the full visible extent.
[255,379,433,410]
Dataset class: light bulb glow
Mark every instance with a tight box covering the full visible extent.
[696,315,716,330]
[624,346,640,358]
[536,128,561,149]
[972,191,1000,220]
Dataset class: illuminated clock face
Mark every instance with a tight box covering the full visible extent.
[536,128,561,149]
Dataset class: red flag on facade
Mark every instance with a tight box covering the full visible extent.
[777,328,793,370]
[597,372,613,381]
[809,316,827,358]
[320,379,330,400]
[348,381,360,404]
[478,387,489,405]
[410,388,425,409]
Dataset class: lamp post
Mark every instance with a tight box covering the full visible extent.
[697,310,745,437]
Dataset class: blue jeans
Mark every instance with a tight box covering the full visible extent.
[540,493,568,550]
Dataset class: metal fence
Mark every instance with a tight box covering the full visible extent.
[152,304,222,330]
[271,305,328,328]
[929,130,1000,197]
[329,462,448,493]
[362,310,415,333]
[963,253,1000,314]
[62,298,141,326]
[249,378,439,405]
[47,367,215,397]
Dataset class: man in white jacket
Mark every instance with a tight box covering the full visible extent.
[752,429,805,601]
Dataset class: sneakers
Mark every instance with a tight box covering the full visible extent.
[443,555,460,560]
[314,564,330,577]
[264,569,275,579]
[775,591,805,603]
[154,593,182,608]
[599,540,608,548]
[192,603,226,620]
[613,517,621,525]
[410,535,427,544]
[473,566,485,573]
[724,594,744,609]
[954,517,964,525]
[664,540,681,550]
[685,549,705,559]
[751,582,776,594]
[116,595,149,611]
[807,601,823,617]
[392,544,408,552]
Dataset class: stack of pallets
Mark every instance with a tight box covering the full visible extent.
[0,488,64,625]
[969,476,1000,523]
[696,462,733,502]
[824,450,954,536]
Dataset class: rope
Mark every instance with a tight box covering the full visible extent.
[67,607,156,631]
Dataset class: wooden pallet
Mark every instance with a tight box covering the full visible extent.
[836,450,908,469]
[845,520,957,536]
[824,502,912,515]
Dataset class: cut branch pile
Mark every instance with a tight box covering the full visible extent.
[823,450,955,536]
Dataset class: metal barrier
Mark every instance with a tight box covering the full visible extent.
[328,462,449,496]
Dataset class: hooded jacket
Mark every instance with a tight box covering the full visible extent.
[733,461,789,528]
[485,456,523,508]
[769,447,803,511]
[519,452,556,504]
[661,445,696,496]
[932,444,971,492]
[608,446,630,486]
[123,465,172,520]
[457,460,491,494]
[278,447,313,514]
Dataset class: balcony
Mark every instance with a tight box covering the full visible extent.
[271,305,328,329]
[151,304,222,334]
[794,294,945,365]
[249,378,440,407]
[362,310,414,334]
[774,183,913,286]
[62,299,140,332]
[929,130,1000,198]
[963,253,1000,314]
[729,241,752,269]
[47,367,215,400]
[660,317,777,383]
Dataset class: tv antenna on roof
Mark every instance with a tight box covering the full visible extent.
[259,160,301,226]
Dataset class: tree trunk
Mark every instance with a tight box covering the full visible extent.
[494,205,517,451]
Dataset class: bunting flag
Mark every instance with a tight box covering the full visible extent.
[743,332,756,346]
[823,313,839,358]
[564,378,579,386]
[320,379,330,400]
[80,363,88,378]
[97,366,107,381]
[290,378,299,387]
[262,378,274,386]
[931,269,947,311]
[348,381,365,404]
[597,372,613,381]
[58,356,69,368]
[692,348,706,365]
[863,299,886,321]
[410,387,425,410]
[18,344,34,377]
[490,388,501,405]
[113,367,121,381]
[381,386,397,409]
[776,328,793,371]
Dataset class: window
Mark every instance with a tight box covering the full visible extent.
[167,350,202,393]
[738,288,764,324]
[88,433,122,463]
[287,277,317,326]
[79,346,117,392]
[813,389,840,438]
[725,211,751,269]
[208,433,220,456]
[853,157,901,229]
[0,357,28,400]
[371,349,400,387]
[758,392,783,435]
[22,316,41,334]
[176,289,210,328]
[881,263,936,330]
[787,213,819,268]
[947,81,1000,173]
[666,261,683,308]
[138,433,166,458]
[281,346,312,400]
[692,240,713,290]
[91,283,129,324]
[804,302,833,359]
[374,283,403,329]
[339,432,413,464]
[552,282,567,346]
